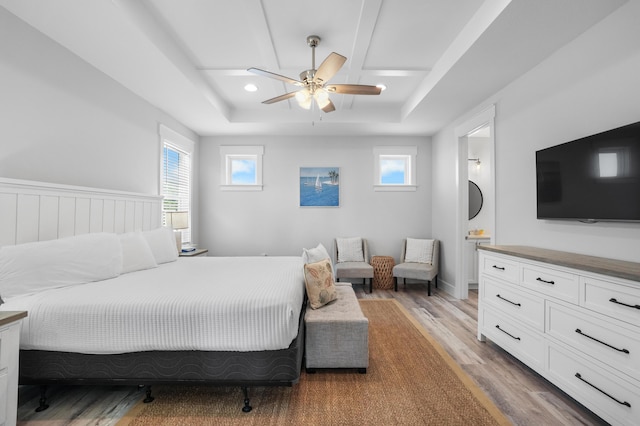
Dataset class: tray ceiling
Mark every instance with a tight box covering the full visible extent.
[0,0,626,136]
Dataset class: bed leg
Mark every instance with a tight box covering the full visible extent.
[143,385,155,403]
[241,386,252,413]
[35,385,49,412]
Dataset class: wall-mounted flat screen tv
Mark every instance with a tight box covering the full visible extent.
[536,120,640,222]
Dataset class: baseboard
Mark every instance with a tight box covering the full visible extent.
[438,278,456,296]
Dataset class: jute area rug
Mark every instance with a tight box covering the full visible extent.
[118,299,511,425]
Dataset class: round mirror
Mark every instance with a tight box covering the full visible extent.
[469,180,483,220]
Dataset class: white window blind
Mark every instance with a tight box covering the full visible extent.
[162,141,192,244]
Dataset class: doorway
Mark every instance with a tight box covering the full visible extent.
[454,106,495,299]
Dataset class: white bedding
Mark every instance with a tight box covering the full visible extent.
[0,256,305,354]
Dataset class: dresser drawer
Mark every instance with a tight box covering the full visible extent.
[522,264,579,304]
[481,308,544,370]
[582,276,640,326]
[481,254,520,282]
[547,343,639,426]
[547,301,640,380]
[482,277,544,332]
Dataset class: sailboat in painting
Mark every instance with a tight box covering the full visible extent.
[315,174,322,191]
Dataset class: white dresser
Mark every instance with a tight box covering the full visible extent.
[0,311,27,426]
[477,246,640,426]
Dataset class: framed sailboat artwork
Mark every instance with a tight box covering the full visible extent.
[299,167,340,207]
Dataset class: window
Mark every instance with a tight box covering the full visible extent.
[373,146,417,191]
[160,125,194,244]
[220,146,264,191]
[380,155,411,184]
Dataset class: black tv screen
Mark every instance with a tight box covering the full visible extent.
[536,120,640,222]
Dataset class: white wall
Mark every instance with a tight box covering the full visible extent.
[431,127,459,290]
[199,135,431,261]
[0,7,197,196]
[433,0,640,291]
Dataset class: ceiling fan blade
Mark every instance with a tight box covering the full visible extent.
[313,52,346,84]
[326,84,382,95]
[321,99,335,113]
[247,68,304,87]
[262,91,297,104]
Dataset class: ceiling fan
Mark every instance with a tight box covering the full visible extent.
[247,35,381,113]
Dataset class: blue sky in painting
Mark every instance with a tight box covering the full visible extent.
[380,158,405,184]
[300,166,336,178]
[231,159,256,184]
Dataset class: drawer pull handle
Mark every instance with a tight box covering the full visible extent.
[496,294,521,307]
[575,329,630,354]
[574,373,631,407]
[492,265,505,271]
[536,277,555,285]
[495,325,520,340]
[609,298,640,310]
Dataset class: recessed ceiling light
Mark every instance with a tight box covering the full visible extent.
[244,84,258,92]
[376,84,387,91]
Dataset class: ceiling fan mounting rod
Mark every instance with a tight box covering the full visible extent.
[307,35,320,73]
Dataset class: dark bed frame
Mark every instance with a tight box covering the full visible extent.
[20,302,306,413]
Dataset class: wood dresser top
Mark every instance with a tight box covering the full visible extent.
[479,245,640,283]
[0,311,27,327]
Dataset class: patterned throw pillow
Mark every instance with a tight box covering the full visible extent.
[303,259,338,309]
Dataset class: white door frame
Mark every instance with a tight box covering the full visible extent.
[454,105,496,299]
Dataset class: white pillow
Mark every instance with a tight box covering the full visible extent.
[404,238,434,264]
[142,227,178,264]
[302,243,334,276]
[119,232,158,273]
[336,237,364,263]
[0,233,122,299]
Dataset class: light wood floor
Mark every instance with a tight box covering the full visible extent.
[16,285,608,426]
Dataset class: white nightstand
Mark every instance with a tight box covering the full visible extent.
[179,248,208,257]
[0,311,27,426]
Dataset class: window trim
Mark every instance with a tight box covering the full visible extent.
[220,145,264,191]
[373,146,417,192]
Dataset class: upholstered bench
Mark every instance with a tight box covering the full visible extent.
[304,283,369,373]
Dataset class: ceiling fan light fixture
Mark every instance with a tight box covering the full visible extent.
[376,84,387,91]
[299,98,312,110]
[295,89,312,109]
[295,90,308,103]
[314,90,330,108]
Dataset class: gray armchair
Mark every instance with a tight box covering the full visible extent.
[333,238,374,293]
[392,238,439,296]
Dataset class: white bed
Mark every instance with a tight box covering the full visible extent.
[0,178,308,413]
[2,256,305,354]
